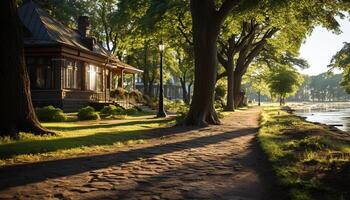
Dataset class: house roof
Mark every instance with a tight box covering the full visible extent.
[18,1,142,73]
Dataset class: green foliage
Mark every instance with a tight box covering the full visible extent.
[164,99,187,113]
[267,66,304,99]
[292,73,349,101]
[125,108,138,115]
[259,107,350,200]
[35,106,67,122]
[100,105,125,116]
[330,42,350,93]
[78,106,100,121]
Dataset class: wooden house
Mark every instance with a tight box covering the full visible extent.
[18,1,142,111]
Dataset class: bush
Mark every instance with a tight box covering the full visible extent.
[35,106,67,122]
[110,87,128,99]
[78,106,100,121]
[125,108,138,115]
[100,105,125,116]
[215,84,226,100]
[129,90,143,103]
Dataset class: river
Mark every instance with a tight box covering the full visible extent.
[291,102,350,132]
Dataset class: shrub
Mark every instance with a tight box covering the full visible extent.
[125,108,138,115]
[129,90,143,103]
[110,87,128,99]
[78,106,100,121]
[35,106,67,122]
[215,84,226,100]
[176,105,189,124]
[100,105,125,116]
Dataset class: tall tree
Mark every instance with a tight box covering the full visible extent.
[329,42,350,93]
[0,0,52,138]
[185,0,242,125]
[267,66,304,105]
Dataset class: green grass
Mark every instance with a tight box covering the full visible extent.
[0,115,175,167]
[259,107,350,200]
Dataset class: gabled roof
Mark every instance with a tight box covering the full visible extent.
[18,1,142,73]
[18,1,110,57]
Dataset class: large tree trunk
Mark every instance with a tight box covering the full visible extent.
[185,0,221,126]
[224,63,234,111]
[233,71,243,109]
[0,0,52,138]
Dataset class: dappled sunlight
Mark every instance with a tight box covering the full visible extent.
[0,112,265,199]
[0,117,176,166]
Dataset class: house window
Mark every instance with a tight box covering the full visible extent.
[96,67,103,92]
[26,56,54,89]
[86,64,104,91]
[63,60,81,89]
[36,67,45,88]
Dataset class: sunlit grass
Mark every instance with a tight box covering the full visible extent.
[259,106,350,200]
[0,115,175,167]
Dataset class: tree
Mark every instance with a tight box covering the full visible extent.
[329,42,350,93]
[0,0,52,138]
[267,66,304,105]
[185,0,244,125]
[243,64,270,106]
[217,18,277,110]
[217,0,347,110]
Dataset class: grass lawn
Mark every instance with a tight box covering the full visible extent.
[259,107,350,200]
[0,114,176,167]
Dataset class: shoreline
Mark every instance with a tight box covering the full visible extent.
[293,113,350,137]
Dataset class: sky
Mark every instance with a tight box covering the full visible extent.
[299,17,350,76]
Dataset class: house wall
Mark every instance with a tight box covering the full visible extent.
[26,55,116,111]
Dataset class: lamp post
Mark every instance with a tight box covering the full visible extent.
[157,41,167,117]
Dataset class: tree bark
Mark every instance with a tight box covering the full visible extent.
[148,81,154,97]
[185,0,221,126]
[187,83,192,104]
[0,0,53,138]
[180,79,188,104]
[233,71,244,109]
[224,63,234,111]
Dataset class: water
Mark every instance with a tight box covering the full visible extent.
[292,103,350,132]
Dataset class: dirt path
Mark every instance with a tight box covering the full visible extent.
[0,107,273,200]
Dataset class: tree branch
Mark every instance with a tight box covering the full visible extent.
[216,0,241,25]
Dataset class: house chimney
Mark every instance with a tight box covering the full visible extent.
[78,16,90,37]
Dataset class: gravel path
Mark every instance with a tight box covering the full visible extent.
[0,107,274,200]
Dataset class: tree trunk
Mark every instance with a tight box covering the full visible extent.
[0,0,52,138]
[148,81,154,97]
[224,64,234,111]
[185,0,220,126]
[258,91,261,106]
[180,80,188,104]
[233,72,243,109]
[187,83,192,104]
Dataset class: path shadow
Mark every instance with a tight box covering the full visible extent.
[0,127,257,190]
[83,130,281,200]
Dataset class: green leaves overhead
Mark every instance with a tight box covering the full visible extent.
[330,42,350,93]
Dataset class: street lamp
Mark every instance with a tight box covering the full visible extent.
[157,41,167,117]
